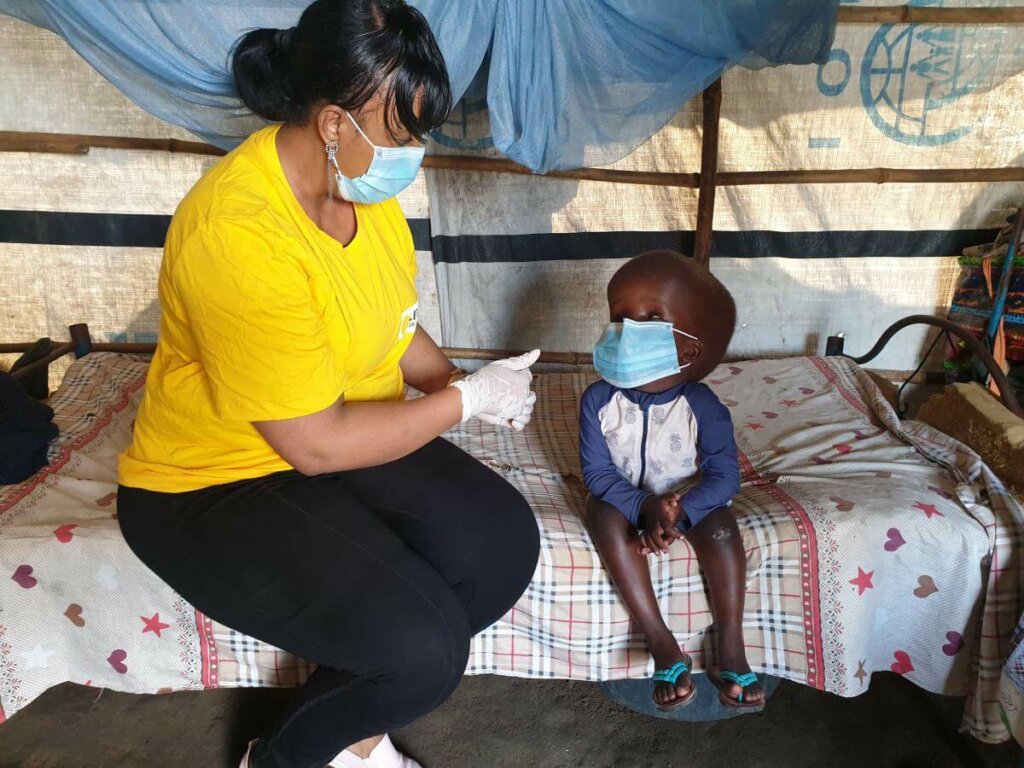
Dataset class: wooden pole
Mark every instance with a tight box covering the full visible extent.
[443,348,592,365]
[5,341,75,381]
[717,167,1024,186]
[4,131,1022,188]
[422,154,700,187]
[0,131,225,157]
[694,79,722,265]
[2,340,593,366]
[837,6,1024,24]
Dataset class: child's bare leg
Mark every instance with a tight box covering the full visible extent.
[586,496,693,707]
[684,506,764,705]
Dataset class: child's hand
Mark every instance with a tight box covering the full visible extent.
[639,492,684,555]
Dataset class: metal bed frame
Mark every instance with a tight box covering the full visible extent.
[2,315,1020,419]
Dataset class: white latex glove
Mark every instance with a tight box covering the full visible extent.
[478,391,537,431]
[451,349,540,424]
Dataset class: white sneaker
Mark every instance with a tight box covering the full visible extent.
[329,734,423,768]
[239,739,258,768]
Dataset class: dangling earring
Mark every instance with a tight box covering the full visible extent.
[325,140,339,202]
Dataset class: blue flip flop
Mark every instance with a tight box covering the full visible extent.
[652,656,697,711]
[715,670,764,710]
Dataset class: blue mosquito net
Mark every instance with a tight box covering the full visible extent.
[0,1,839,172]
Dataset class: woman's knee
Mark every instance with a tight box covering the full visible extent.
[496,484,540,563]
[377,602,471,710]
[471,483,539,619]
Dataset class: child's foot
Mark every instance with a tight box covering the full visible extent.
[649,636,695,710]
[713,644,765,708]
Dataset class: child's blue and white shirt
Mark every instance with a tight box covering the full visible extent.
[579,379,740,530]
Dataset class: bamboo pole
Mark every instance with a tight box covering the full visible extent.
[837,6,1024,24]
[694,79,722,266]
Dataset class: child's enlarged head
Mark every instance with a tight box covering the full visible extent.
[605,250,736,386]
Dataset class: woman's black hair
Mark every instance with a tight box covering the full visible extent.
[232,0,452,141]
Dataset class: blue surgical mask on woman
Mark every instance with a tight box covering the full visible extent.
[330,111,425,204]
[592,318,699,389]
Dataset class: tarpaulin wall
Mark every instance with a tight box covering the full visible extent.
[2,5,1024,378]
[426,3,1024,371]
[0,15,440,387]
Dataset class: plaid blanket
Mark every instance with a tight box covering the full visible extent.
[1,353,1021,742]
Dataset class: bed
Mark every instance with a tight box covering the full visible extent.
[1,345,1022,742]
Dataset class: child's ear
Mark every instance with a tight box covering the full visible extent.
[680,339,703,365]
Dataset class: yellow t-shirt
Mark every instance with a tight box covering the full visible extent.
[118,125,419,492]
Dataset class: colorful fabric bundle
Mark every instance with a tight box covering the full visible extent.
[947,214,1024,400]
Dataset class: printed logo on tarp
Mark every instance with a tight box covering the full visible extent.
[433,93,494,151]
[818,1,1006,147]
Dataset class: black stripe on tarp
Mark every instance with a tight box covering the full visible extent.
[407,218,431,252]
[0,210,434,252]
[431,228,1002,263]
[0,210,171,248]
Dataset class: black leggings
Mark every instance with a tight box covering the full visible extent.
[118,438,540,768]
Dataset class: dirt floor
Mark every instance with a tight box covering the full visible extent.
[0,673,1018,767]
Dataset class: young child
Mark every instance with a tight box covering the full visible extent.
[580,250,763,711]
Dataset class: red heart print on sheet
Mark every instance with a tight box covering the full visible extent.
[729,366,742,376]
[913,575,938,598]
[107,649,128,674]
[800,387,815,395]
[890,651,914,675]
[762,411,778,419]
[53,524,77,543]
[65,604,86,627]
[829,497,855,512]
[95,492,117,507]
[884,528,905,552]
[833,443,853,455]
[942,632,964,656]
[12,564,36,588]
[710,378,726,386]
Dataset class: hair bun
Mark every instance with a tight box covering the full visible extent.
[273,28,295,53]
[231,27,304,123]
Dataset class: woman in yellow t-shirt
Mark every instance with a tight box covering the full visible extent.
[116,3,540,767]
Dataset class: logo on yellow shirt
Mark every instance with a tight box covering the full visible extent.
[399,302,419,340]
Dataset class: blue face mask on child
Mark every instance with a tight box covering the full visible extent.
[331,111,425,204]
[592,319,698,389]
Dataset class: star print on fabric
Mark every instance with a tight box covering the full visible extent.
[849,567,874,596]
[20,644,56,670]
[854,660,867,687]
[913,502,943,519]
[746,422,764,431]
[141,613,170,637]
[781,399,798,408]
